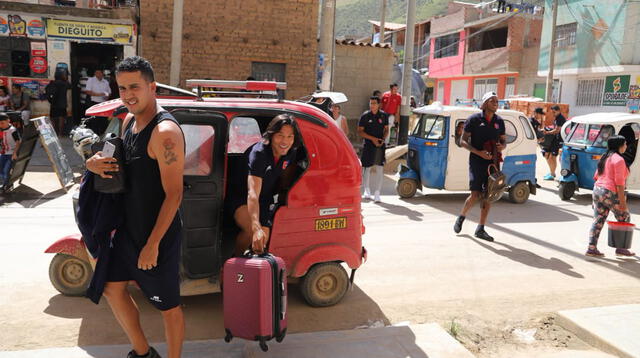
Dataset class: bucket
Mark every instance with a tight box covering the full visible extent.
[607,221,635,249]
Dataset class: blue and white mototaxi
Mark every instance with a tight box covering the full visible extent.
[557,112,640,200]
[396,102,539,203]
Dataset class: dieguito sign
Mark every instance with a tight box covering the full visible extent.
[46,19,133,44]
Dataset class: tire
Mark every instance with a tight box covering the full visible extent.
[300,262,349,307]
[558,181,576,201]
[508,181,530,204]
[396,178,418,198]
[48,253,92,296]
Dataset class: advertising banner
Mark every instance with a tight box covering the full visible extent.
[30,41,46,57]
[46,19,133,44]
[11,77,51,100]
[603,75,630,106]
[0,14,45,39]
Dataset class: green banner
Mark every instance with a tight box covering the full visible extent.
[603,75,630,106]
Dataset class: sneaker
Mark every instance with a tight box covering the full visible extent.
[585,248,605,257]
[474,229,494,242]
[362,193,372,200]
[453,216,465,234]
[373,191,381,203]
[127,347,161,358]
[615,248,636,257]
[543,173,555,181]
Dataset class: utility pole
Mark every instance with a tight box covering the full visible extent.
[379,0,386,44]
[318,0,336,91]
[169,0,184,87]
[545,0,558,102]
[398,0,416,145]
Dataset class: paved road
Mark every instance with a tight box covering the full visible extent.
[1,152,638,357]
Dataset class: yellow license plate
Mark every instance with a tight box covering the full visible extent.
[315,217,347,231]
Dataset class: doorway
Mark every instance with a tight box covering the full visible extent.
[69,42,123,125]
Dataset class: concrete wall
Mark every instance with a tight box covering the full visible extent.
[139,0,318,100]
[333,43,394,141]
[539,0,633,73]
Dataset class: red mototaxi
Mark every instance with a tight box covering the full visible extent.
[45,80,367,307]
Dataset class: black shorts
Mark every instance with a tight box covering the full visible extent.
[360,144,385,168]
[469,162,490,192]
[541,145,561,156]
[50,107,66,118]
[225,195,276,228]
[107,230,181,311]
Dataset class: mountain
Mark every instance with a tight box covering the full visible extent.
[335,0,481,39]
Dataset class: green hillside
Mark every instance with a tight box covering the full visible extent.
[335,0,480,39]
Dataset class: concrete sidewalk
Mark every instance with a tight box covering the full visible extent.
[557,304,640,358]
[0,323,475,358]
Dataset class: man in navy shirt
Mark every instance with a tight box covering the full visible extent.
[542,105,567,180]
[453,92,506,241]
[358,96,388,203]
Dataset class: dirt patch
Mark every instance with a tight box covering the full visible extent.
[441,314,592,357]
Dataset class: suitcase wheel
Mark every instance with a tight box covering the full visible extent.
[259,339,268,352]
[276,328,287,343]
[224,329,232,343]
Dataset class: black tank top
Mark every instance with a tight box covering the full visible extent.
[122,111,182,250]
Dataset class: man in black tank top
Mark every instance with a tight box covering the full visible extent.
[86,56,185,358]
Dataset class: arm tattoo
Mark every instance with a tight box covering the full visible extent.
[162,138,178,165]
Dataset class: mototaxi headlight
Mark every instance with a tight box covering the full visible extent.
[560,169,569,177]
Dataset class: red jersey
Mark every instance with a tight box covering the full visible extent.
[381,91,401,116]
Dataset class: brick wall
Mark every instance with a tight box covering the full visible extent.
[333,43,394,141]
[139,0,318,100]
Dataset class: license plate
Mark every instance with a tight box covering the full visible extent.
[315,217,347,231]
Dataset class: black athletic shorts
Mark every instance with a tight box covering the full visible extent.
[50,107,66,118]
[469,162,490,192]
[106,230,181,311]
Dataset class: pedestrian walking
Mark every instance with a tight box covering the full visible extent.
[381,83,401,144]
[453,92,506,242]
[0,113,20,192]
[46,69,71,136]
[331,103,349,136]
[541,105,567,180]
[586,135,635,257]
[86,56,185,358]
[358,96,388,203]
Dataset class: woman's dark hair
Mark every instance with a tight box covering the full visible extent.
[0,86,7,95]
[54,69,67,81]
[116,56,155,82]
[262,114,301,148]
[597,135,627,175]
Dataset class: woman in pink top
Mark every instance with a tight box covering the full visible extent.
[587,135,634,257]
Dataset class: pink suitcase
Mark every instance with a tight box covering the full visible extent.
[223,253,287,352]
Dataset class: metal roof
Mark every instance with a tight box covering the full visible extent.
[569,112,640,125]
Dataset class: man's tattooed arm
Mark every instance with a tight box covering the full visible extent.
[163,138,177,165]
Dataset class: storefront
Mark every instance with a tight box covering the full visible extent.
[0,12,136,122]
[0,13,49,116]
[555,71,640,117]
[46,18,136,124]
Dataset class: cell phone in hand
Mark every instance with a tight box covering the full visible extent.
[102,141,116,158]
